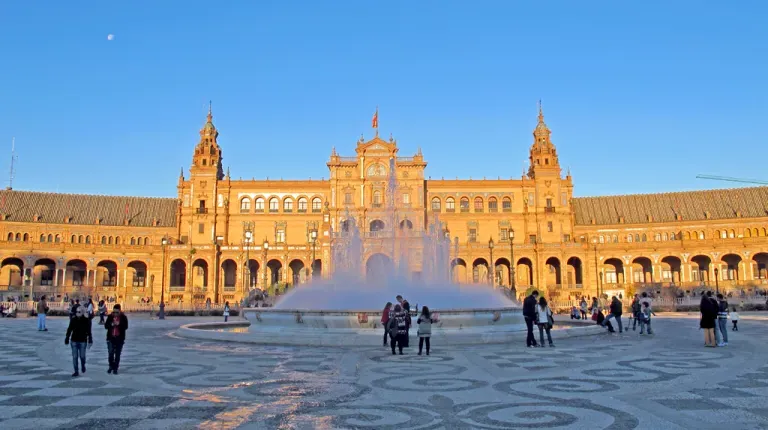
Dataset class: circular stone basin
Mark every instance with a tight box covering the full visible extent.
[176,308,603,346]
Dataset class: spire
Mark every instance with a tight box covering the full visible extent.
[192,103,223,179]
[528,101,559,178]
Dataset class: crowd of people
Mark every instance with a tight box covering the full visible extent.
[31,295,129,377]
[380,295,436,356]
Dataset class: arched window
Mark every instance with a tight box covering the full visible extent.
[131,237,136,245]
[14,233,20,241]
[101,236,106,245]
[54,235,60,243]
[40,234,46,242]
[372,191,383,207]
[641,234,646,242]
[488,197,498,212]
[47,234,52,242]
[115,237,121,245]
[6,232,12,241]
[446,197,455,212]
[699,231,705,240]
[240,198,251,212]
[474,197,484,212]
[431,197,441,211]
[502,197,512,212]
[283,198,293,212]
[627,235,633,243]
[612,235,618,243]
[145,237,151,245]
[71,234,76,243]
[252,197,263,212]
[670,232,677,240]
[108,236,113,245]
[22,233,28,242]
[657,233,663,241]
[78,235,83,243]
[599,235,604,243]
[85,235,91,244]
[269,198,279,212]
[311,198,322,212]
[460,197,469,212]
[729,229,735,238]
[298,197,308,212]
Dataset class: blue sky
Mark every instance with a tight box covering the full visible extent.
[1,1,766,197]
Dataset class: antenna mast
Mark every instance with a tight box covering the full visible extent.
[8,138,17,190]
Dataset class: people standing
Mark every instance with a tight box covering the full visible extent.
[36,295,49,331]
[104,304,129,374]
[699,293,718,347]
[396,295,411,347]
[417,306,434,356]
[716,294,729,346]
[523,290,539,347]
[86,299,95,321]
[535,296,555,347]
[602,296,623,333]
[638,302,655,334]
[223,301,231,322]
[707,291,723,346]
[381,302,392,346]
[579,297,588,320]
[731,307,740,331]
[98,300,107,325]
[388,304,408,355]
[64,306,93,377]
[630,295,641,331]
[639,292,654,334]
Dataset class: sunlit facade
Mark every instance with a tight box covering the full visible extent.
[2,106,767,304]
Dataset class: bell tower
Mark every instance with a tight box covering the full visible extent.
[191,103,224,180]
[527,101,560,179]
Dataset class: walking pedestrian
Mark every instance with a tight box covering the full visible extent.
[523,290,539,347]
[223,301,231,322]
[731,307,740,331]
[36,295,49,331]
[64,306,92,377]
[417,306,434,356]
[104,304,128,374]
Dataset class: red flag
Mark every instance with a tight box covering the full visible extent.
[371,109,378,129]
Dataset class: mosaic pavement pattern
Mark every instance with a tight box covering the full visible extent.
[0,315,767,429]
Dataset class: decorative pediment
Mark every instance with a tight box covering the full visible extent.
[357,136,398,155]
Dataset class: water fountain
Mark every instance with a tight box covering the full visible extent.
[177,160,597,345]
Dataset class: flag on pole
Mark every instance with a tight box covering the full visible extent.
[371,108,378,130]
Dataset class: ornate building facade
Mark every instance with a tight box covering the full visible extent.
[2,106,767,304]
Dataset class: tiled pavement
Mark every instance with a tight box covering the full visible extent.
[1,315,768,429]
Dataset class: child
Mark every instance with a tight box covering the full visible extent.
[731,308,739,331]
[638,302,656,334]
[570,306,580,320]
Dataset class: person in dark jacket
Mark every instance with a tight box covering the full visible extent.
[65,306,93,377]
[700,292,717,347]
[602,296,624,333]
[388,304,408,355]
[523,291,540,347]
[104,304,129,374]
[396,295,411,347]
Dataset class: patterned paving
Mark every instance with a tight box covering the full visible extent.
[0,315,767,429]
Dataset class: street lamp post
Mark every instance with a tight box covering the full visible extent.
[309,228,318,279]
[509,230,515,293]
[243,222,253,294]
[714,267,720,295]
[488,237,495,287]
[262,240,269,291]
[159,236,168,319]
[592,238,600,298]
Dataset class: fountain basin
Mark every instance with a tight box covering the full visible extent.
[176,308,604,346]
